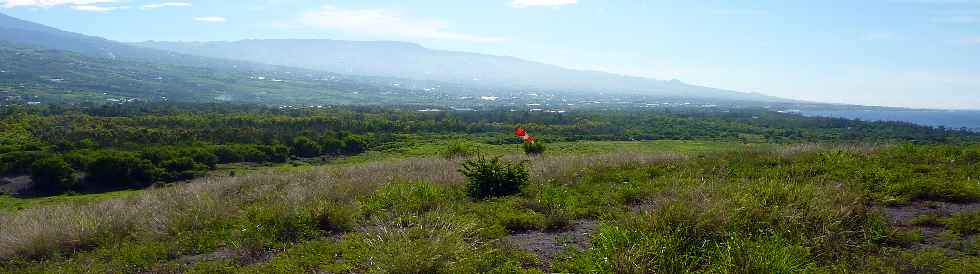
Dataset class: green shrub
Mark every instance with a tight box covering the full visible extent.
[442,141,473,159]
[259,144,290,163]
[321,133,345,155]
[460,156,529,199]
[161,157,197,172]
[189,150,218,169]
[160,157,206,181]
[85,152,161,188]
[321,132,370,155]
[214,145,244,163]
[521,142,546,156]
[291,136,322,158]
[308,201,358,234]
[30,156,77,193]
[942,210,980,234]
[0,151,49,175]
[340,133,369,154]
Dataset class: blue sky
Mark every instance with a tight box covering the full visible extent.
[2,0,980,109]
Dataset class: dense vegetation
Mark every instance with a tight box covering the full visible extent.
[2,103,977,196]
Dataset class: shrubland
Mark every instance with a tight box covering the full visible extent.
[2,103,976,196]
[2,103,980,272]
[1,143,979,272]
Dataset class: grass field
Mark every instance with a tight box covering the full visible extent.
[0,190,141,212]
[0,140,744,212]
[2,142,979,273]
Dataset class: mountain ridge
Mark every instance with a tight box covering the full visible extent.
[136,39,790,102]
[0,12,791,105]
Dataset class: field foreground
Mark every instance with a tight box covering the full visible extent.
[2,143,980,273]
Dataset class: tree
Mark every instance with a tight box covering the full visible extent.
[291,136,322,158]
[31,156,77,194]
[86,152,161,189]
[341,134,368,154]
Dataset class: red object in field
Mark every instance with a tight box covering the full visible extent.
[516,127,535,143]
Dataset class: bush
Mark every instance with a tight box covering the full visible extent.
[321,134,345,155]
[442,141,473,159]
[322,132,369,155]
[260,144,291,163]
[340,133,369,154]
[942,210,980,234]
[521,142,546,156]
[291,136,322,158]
[189,150,218,170]
[0,151,50,175]
[214,145,245,163]
[460,156,529,199]
[30,156,77,193]
[86,152,161,188]
[160,157,206,181]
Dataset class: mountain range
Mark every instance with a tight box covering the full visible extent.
[137,39,782,101]
[1,12,786,106]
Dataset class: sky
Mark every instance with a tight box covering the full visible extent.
[2,0,980,109]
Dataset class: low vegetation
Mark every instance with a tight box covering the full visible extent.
[2,104,980,272]
[460,156,529,199]
[521,141,546,155]
[3,103,976,197]
[1,143,979,272]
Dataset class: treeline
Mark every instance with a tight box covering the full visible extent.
[3,103,976,150]
[0,131,369,195]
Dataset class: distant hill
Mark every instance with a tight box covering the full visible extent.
[0,42,443,105]
[0,13,450,105]
[0,12,789,106]
[0,13,285,72]
[137,39,787,102]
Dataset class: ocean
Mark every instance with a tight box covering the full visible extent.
[799,110,980,131]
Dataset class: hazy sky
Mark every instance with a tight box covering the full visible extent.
[2,0,980,109]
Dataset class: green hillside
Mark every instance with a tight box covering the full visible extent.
[0,43,444,105]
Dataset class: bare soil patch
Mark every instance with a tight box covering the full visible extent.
[502,220,597,270]
[882,201,980,251]
[0,176,31,195]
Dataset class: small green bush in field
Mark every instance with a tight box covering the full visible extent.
[460,156,529,199]
[521,142,546,155]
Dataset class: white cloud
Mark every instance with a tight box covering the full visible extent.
[1,0,115,8]
[295,5,503,43]
[194,16,227,23]
[70,4,126,12]
[511,0,577,8]
[141,2,191,9]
